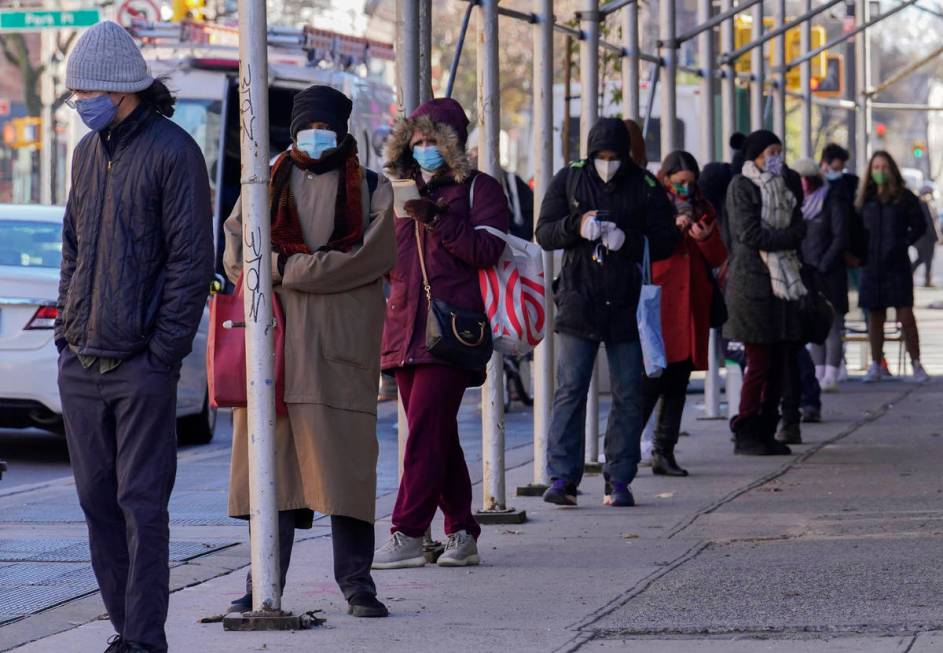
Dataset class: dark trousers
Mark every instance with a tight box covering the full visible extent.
[740,343,796,420]
[782,347,821,425]
[393,365,480,539]
[640,360,693,450]
[58,349,178,653]
[247,511,377,601]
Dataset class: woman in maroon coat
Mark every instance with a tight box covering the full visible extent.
[373,98,509,570]
[643,151,727,476]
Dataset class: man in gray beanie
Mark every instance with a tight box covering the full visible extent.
[56,20,214,653]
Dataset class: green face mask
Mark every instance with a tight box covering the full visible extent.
[871,170,888,186]
[672,182,690,196]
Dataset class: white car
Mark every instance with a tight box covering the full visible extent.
[0,204,216,444]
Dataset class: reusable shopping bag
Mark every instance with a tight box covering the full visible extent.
[637,237,666,378]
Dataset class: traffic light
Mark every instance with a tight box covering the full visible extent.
[913,143,926,159]
[2,117,41,149]
[171,0,204,22]
[814,54,844,97]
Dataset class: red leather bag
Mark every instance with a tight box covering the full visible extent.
[206,274,288,415]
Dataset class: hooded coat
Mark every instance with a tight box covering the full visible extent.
[535,118,677,342]
[858,188,925,309]
[380,99,509,382]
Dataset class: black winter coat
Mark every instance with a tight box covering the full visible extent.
[858,189,925,310]
[722,175,806,344]
[801,185,849,315]
[536,120,676,343]
[55,105,214,366]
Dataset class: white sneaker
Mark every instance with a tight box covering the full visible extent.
[437,530,480,567]
[862,362,881,383]
[814,365,826,384]
[821,365,840,393]
[372,531,426,569]
[837,361,849,382]
[912,362,930,383]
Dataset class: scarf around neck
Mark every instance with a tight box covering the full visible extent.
[269,134,365,256]
[741,161,807,301]
[801,184,829,221]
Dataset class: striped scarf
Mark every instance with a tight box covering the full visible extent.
[741,161,807,301]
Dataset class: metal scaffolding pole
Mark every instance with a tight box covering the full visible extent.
[40,31,54,205]
[720,0,737,153]
[698,0,715,163]
[419,0,433,104]
[396,0,420,116]
[800,0,812,158]
[772,0,786,137]
[855,0,869,165]
[622,1,640,121]
[519,0,555,497]
[580,0,601,470]
[476,0,524,523]
[223,0,304,631]
[660,0,679,155]
[750,1,765,130]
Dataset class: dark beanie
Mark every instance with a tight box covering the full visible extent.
[410,98,470,146]
[290,85,353,140]
[742,129,782,162]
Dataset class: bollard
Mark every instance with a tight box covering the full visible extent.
[725,360,743,422]
[475,0,525,525]
[700,328,725,420]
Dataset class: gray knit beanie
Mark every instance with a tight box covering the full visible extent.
[66,21,153,93]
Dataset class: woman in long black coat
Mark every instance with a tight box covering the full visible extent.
[856,151,928,383]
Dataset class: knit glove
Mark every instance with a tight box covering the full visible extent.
[601,226,626,252]
[404,198,446,225]
[580,214,602,241]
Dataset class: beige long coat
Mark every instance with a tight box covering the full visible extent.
[223,164,395,524]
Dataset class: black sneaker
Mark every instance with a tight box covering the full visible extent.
[542,479,577,506]
[348,593,389,618]
[104,635,124,653]
[228,592,252,613]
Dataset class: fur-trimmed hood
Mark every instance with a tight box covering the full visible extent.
[384,104,472,183]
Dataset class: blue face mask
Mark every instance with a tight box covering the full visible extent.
[296,128,337,160]
[824,169,843,182]
[764,153,784,176]
[76,94,119,132]
[413,145,445,172]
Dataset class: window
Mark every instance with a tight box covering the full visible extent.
[0,220,62,268]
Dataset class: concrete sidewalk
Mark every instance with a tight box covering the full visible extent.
[9,372,943,652]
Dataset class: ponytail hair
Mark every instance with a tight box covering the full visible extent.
[137,77,176,117]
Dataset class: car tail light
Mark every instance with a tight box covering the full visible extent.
[25,305,57,330]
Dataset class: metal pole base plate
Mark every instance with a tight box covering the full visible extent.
[223,609,315,631]
[583,461,603,475]
[475,508,527,524]
[516,483,548,497]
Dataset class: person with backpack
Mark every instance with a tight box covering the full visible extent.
[223,85,396,619]
[645,151,727,477]
[856,151,929,383]
[55,22,214,653]
[374,98,509,569]
[535,117,677,507]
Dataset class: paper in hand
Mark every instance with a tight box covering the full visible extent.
[391,178,421,218]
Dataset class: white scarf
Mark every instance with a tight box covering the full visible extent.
[741,161,807,301]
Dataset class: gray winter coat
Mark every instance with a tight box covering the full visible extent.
[722,175,806,344]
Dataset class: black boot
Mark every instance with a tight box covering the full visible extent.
[732,415,789,456]
[651,445,688,476]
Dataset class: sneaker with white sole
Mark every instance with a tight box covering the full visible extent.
[437,530,480,567]
[862,362,881,383]
[371,531,426,569]
[912,361,930,383]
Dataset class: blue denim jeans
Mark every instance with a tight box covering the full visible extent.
[546,333,644,487]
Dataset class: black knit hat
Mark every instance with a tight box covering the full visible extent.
[742,129,782,162]
[290,85,353,140]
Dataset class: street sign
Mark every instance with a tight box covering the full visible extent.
[0,9,100,32]
[117,0,160,28]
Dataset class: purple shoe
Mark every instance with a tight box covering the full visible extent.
[543,479,578,506]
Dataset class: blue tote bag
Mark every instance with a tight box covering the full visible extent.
[637,238,666,378]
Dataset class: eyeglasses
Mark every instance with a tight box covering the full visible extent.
[64,93,77,110]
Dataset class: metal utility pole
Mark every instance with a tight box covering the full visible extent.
[580,0,601,471]
[772,0,786,137]
[697,0,715,162]
[720,0,737,152]
[395,0,420,116]
[750,1,765,130]
[520,0,555,497]
[476,0,525,524]
[223,0,305,632]
[622,1,640,121]
[419,0,433,103]
[800,0,813,158]
[660,0,678,155]
[854,0,869,165]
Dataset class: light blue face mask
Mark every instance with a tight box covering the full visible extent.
[824,169,843,182]
[413,145,445,172]
[764,153,784,175]
[296,128,337,160]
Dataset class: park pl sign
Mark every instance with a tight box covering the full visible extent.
[0,9,100,31]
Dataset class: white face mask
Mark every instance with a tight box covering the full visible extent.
[594,158,621,183]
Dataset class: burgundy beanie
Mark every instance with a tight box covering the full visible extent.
[409,98,470,146]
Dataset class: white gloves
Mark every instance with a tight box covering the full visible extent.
[580,216,602,241]
[602,226,626,252]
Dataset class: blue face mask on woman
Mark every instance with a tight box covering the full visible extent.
[76,94,119,132]
[296,128,337,160]
[413,145,445,172]
[764,153,784,175]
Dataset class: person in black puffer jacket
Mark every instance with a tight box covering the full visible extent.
[54,21,213,653]
[856,151,928,383]
[536,117,677,508]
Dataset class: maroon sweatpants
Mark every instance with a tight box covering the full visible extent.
[739,342,793,419]
[393,365,481,540]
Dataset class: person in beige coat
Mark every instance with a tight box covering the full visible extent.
[222,85,396,618]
